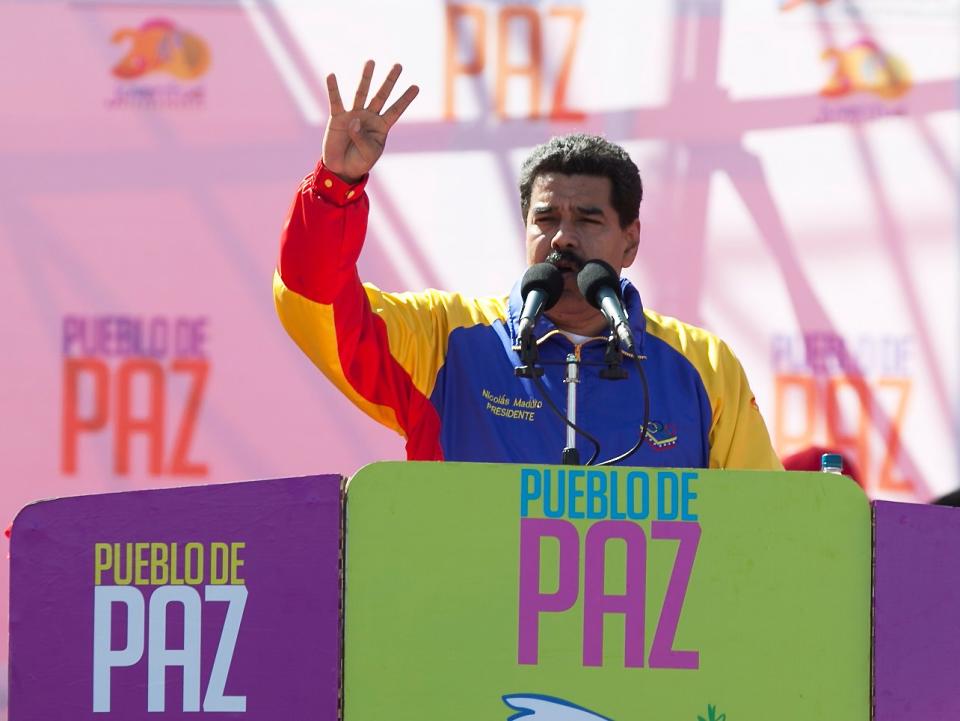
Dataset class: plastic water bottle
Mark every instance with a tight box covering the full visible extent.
[821,453,844,475]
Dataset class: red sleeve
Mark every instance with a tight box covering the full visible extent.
[277,161,370,303]
[274,162,444,460]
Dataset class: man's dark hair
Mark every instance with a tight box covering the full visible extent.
[518,133,643,229]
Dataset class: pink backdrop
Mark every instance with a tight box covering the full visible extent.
[1,0,958,716]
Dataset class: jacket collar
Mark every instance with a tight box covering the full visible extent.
[507,275,646,351]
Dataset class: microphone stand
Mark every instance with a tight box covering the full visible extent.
[515,331,587,465]
[515,329,566,463]
[561,352,580,465]
[600,333,629,380]
[514,330,543,379]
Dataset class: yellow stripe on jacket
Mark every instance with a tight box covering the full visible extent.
[274,269,507,437]
[644,309,783,470]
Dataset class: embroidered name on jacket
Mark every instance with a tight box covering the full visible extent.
[483,388,542,422]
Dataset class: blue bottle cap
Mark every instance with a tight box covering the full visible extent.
[821,453,843,472]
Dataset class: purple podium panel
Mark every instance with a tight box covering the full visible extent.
[873,501,960,721]
[9,475,342,721]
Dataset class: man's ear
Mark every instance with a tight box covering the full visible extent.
[620,219,641,268]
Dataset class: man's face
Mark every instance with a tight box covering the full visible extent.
[524,172,640,325]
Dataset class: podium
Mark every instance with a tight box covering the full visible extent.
[345,463,870,720]
[8,475,342,720]
[8,463,960,720]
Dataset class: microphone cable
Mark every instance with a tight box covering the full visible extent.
[597,352,650,467]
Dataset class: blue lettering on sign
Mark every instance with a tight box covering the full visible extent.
[519,468,698,521]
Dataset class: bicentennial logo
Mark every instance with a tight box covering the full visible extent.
[106,18,210,109]
[111,19,210,80]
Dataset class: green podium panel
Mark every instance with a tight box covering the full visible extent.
[344,462,870,721]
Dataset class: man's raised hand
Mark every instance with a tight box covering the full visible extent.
[322,61,419,184]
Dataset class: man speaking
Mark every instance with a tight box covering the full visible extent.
[274,61,781,469]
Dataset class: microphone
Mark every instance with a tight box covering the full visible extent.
[577,260,636,352]
[518,263,564,340]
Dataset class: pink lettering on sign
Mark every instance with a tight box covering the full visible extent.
[650,521,700,670]
[582,521,646,667]
[517,518,700,669]
[517,518,579,665]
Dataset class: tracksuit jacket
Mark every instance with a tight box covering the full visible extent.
[274,161,782,469]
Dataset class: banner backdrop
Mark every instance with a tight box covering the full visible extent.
[1,0,958,716]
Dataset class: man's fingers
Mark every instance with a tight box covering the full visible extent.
[352,59,375,111]
[366,63,403,114]
[326,73,345,115]
[382,84,420,129]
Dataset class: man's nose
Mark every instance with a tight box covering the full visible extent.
[550,221,578,249]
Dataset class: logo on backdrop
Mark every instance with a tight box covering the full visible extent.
[444,4,586,121]
[813,39,912,123]
[61,315,210,477]
[820,40,911,100]
[770,331,914,495]
[106,18,209,109]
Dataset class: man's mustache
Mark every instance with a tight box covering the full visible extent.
[545,250,585,271]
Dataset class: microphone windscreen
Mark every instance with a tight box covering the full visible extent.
[520,263,564,311]
[576,260,620,310]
